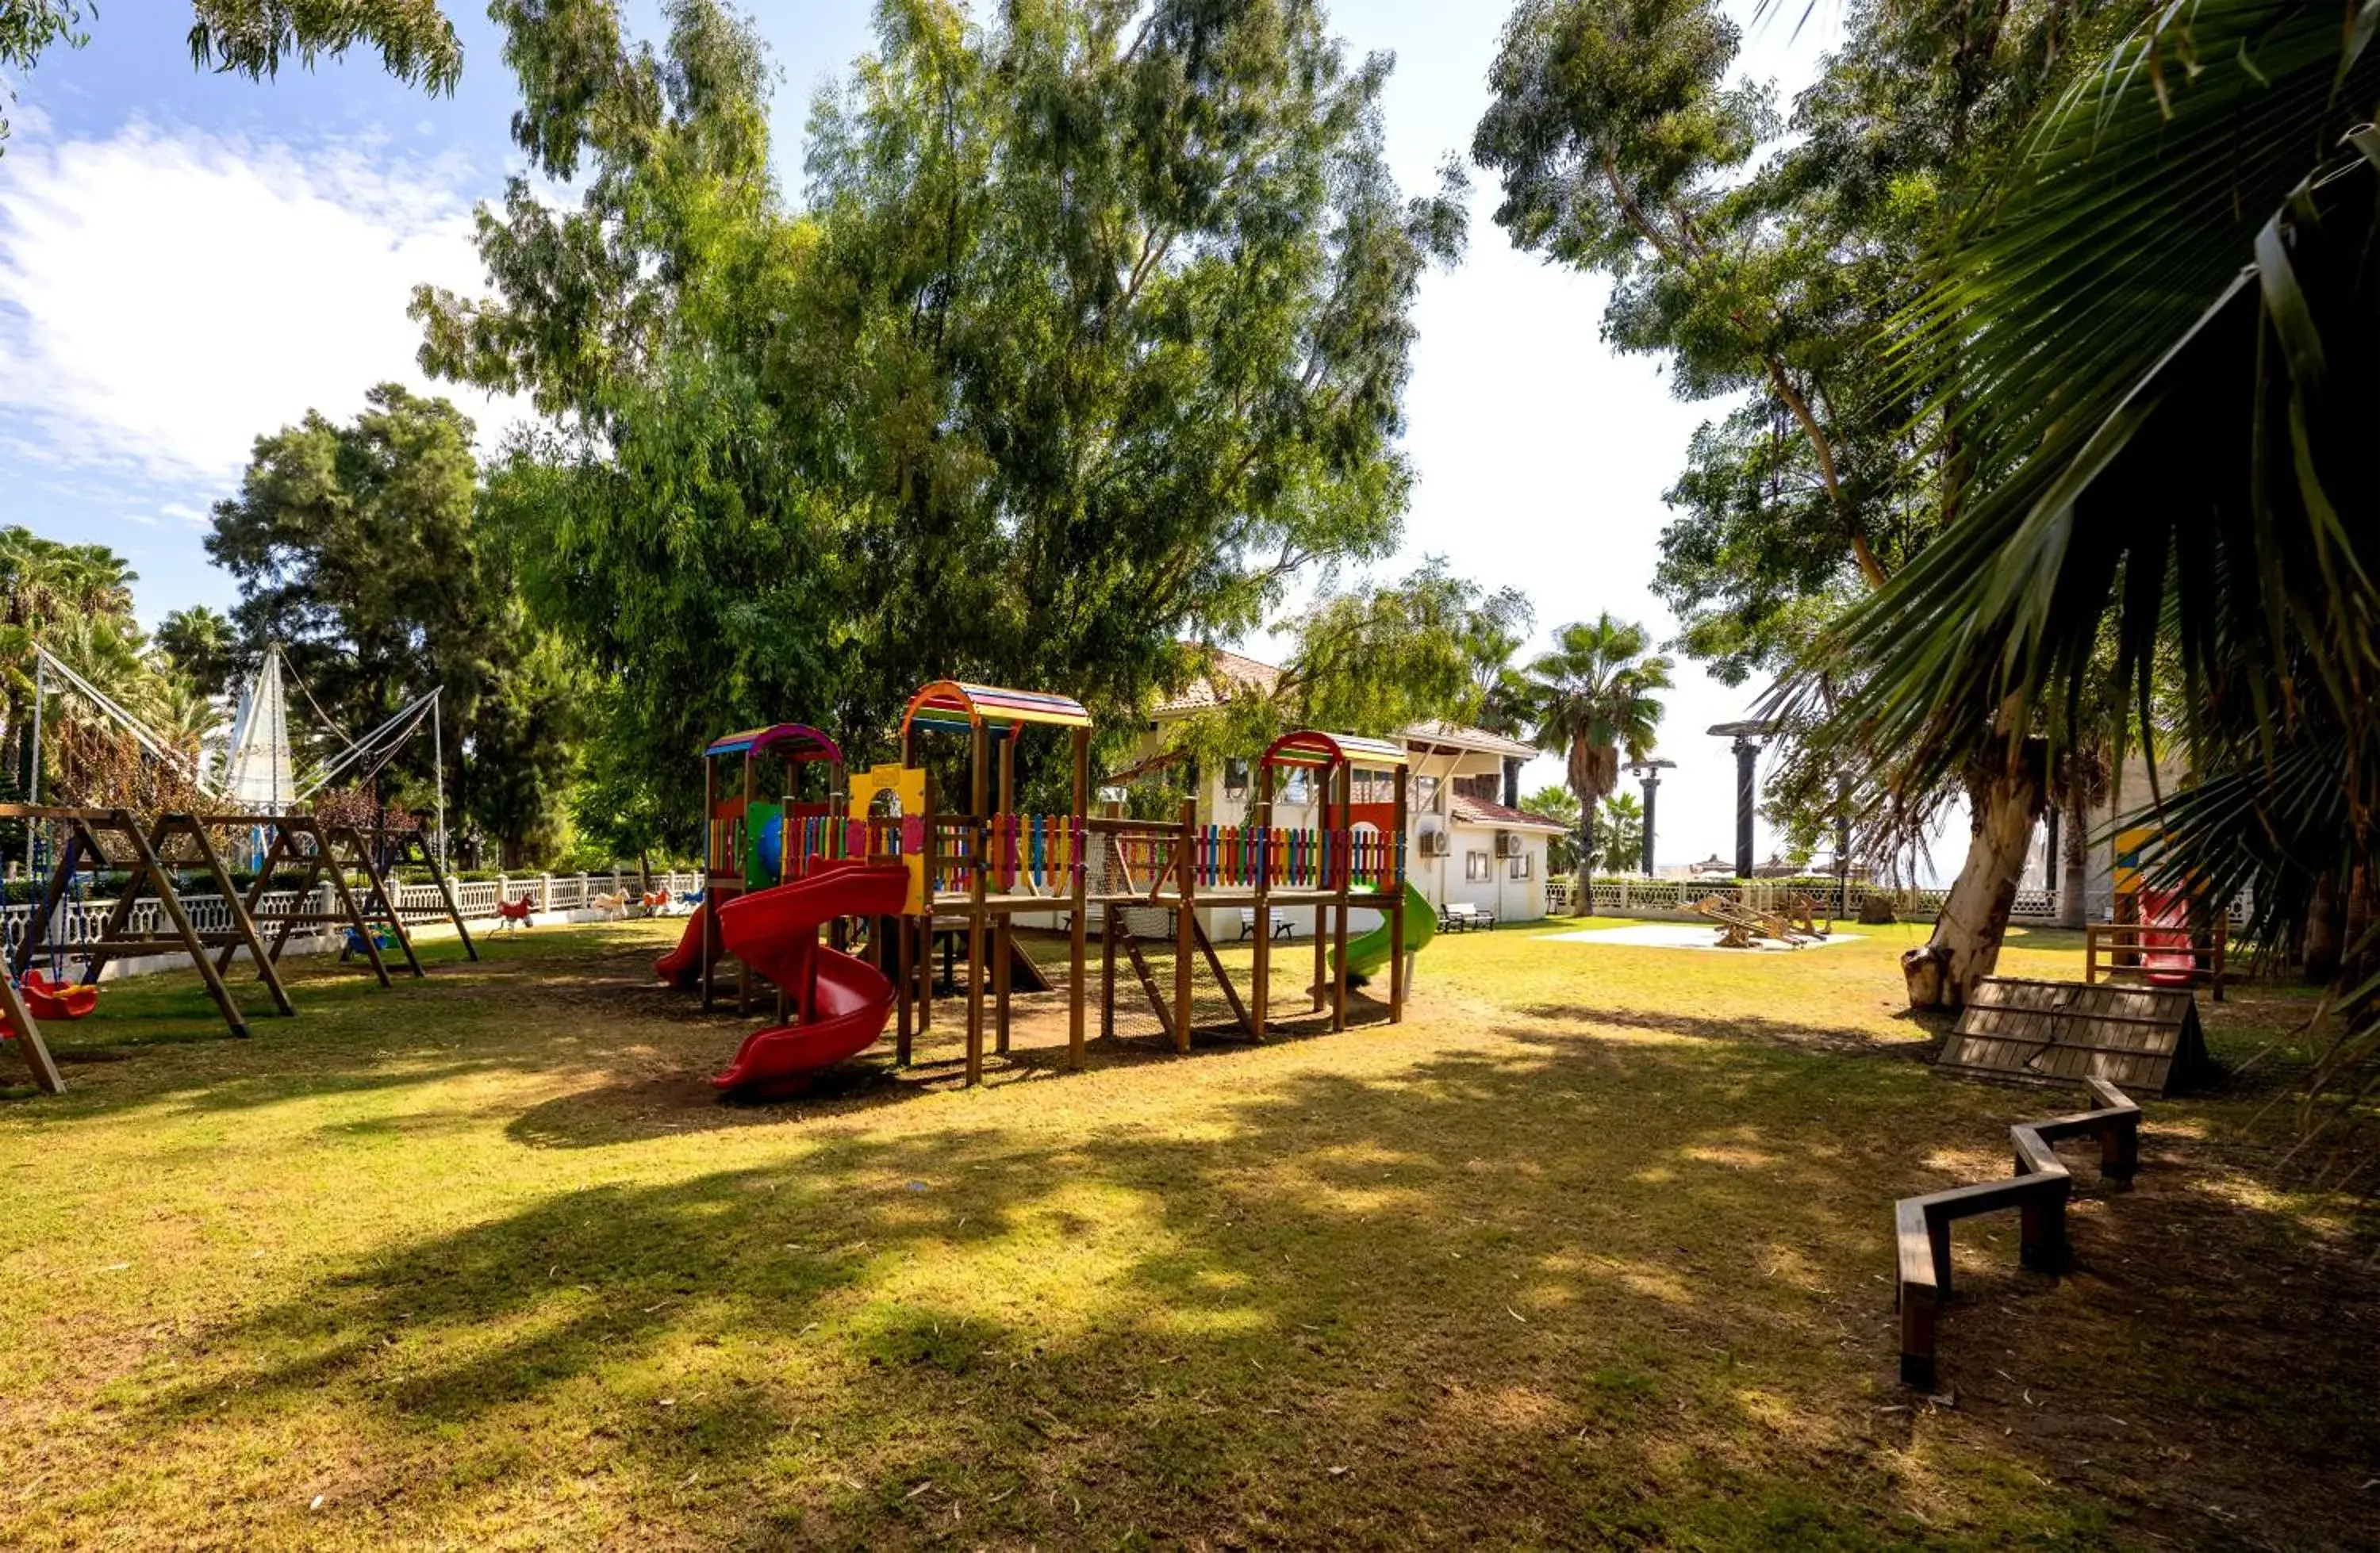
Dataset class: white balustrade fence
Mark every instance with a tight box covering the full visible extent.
[1545,876,2061,922]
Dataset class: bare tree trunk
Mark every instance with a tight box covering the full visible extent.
[2303,868,2343,985]
[1905,741,2047,1010]
[2058,786,2090,930]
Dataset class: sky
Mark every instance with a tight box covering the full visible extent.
[0,0,1848,876]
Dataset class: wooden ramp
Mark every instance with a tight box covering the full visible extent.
[1939,977,2213,1095]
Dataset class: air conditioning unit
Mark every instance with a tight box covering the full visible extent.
[1420,830,1451,857]
[1495,832,1524,858]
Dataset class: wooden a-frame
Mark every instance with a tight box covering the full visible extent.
[0,972,65,1094]
[0,803,262,1040]
[364,816,477,962]
[143,812,294,1016]
[203,812,421,986]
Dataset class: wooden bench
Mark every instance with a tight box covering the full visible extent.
[1440,903,1494,933]
[1894,1076,2141,1389]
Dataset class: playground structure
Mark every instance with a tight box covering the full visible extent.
[1894,1077,2143,1389]
[1692,891,1827,949]
[883,683,1092,1086]
[2087,888,2228,999]
[1100,730,1418,1049]
[2087,826,2228,999]
[1939,976,2213,1095]
[679,688,1095,1094]
[654,724,846,1010]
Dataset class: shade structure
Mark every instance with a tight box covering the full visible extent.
[223,646,296,811]
[704,723,845,764]
[1257,729,1410,771]
[901,681,1095,738]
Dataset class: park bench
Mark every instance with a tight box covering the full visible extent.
[1894,1076,2141,1389]
[1441,903,1494,933]
[1237,907,1294,941]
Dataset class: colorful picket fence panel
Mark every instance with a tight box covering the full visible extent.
[1176,826,1405,892]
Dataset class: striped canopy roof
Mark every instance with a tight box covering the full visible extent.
[903,681,1095,738]
[1259,730,1410,771]
[704,723,846,763]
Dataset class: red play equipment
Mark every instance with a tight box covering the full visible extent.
[2136,889,2198,987]
[20,968,98,1021]
[658,724,846,1007]
[711,859,911,1095]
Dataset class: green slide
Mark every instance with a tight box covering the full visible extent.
[1338,880,1437,985]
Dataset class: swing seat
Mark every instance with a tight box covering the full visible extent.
[21,969,98,1021]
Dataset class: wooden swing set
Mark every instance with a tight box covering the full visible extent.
[0,803,295,1091]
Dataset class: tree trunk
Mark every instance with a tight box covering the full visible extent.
[1905,742,2047,1010]
[2302,868,2343,985]
[2057,786,2090,930]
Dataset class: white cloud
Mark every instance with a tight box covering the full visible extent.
[0,120,519,483]
[120,510,157,527]
[159,500,208,527]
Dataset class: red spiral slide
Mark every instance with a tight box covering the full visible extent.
[711,861,909,1096]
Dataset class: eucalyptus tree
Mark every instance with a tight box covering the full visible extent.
[2,0,462,148]
[419,0,1464,822]
[1476,0,2133,999]
[1525,615,1671,899]
[1799,0,2380,1106]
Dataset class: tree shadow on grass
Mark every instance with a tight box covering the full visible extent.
[1511,999,1941,1062]
[29,1020,2374,1548]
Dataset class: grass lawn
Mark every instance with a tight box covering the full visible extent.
[2,915,2374,1548]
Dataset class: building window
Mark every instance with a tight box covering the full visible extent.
[1281,770,1311,803]
[1509,852,1532,880]
[1223,758,1250,800]
[1453,772,1500,802]
[1413,774,1441,814]
[1465,850,1491,881]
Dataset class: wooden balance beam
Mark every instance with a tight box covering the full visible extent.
[1894,1076,2141,1389]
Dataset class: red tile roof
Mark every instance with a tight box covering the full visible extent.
[1449,794,1570,832]
[1151,650,1280,714]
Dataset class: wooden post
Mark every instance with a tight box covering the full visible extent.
[1253,763,1273,1043]
[966,719,989,1086]
[1100,903,1119,1040]
[1389,757,1409,1023]
[1069,728,1089,1069]
[1173,797,1196,1054]
[994,731,1016,1056]
[1311,764,1330,1015]
[0,969,63,1094]
[117,810,251,1037]
[1330,765,1349,1032]
[701,756,721,1011]
[736,751,755,1015]
[175,815,292,1015]
[896,909,915,1064]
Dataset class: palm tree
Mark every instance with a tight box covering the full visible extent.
[1525,615,1671,908]
[1797,1,2380,1122]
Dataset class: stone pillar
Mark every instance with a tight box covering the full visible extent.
[1638,769,1661,876]
[1732,738,1759,880]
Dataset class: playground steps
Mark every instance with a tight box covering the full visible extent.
[1894,1076,2141,1389]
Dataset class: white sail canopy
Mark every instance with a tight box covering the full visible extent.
[221,646,295,811]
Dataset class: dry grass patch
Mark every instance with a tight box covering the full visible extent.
[0,917,2371,1548]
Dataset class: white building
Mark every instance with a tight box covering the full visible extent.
[1136,653,1568,936]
